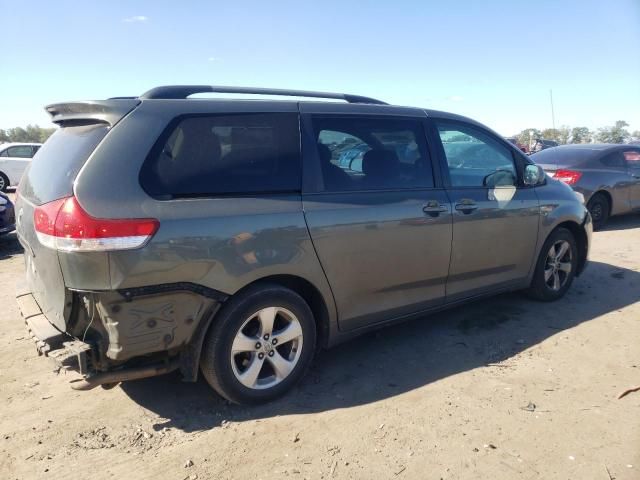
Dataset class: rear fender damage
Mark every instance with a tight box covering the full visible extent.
[26,284,226,389]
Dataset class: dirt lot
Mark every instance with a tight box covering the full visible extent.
[1,190,639,480]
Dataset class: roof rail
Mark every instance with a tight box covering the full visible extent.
[139,85,388,105]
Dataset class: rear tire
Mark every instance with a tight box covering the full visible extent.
[200,284,316,405]
[526,228,577,302]
[0,172,9,192]
[587,193,610,230]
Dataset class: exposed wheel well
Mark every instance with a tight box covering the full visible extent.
[233,275,331,349]
[555,221,588,276]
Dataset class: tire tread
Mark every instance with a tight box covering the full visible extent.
[200,284,316,405]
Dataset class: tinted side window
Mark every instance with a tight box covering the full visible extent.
[601,151,625,167]
[7,145,34,158]
[312,116,433,192]
[436,121,517,188]
[141,113,301,198]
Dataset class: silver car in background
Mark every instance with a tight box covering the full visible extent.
[533,144,640,229]
[0,143,42,192]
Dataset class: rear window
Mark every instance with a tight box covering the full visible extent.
[18,124,108,205]
[140,113,301,198]
[531,147,596,166]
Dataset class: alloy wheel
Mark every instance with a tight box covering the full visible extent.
[230,306,304,390]
[544,240,572,291]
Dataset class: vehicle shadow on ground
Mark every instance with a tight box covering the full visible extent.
[601,213,640,231]
[0,232,22,260]
[122,260,640,432]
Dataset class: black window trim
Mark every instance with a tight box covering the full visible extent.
[301,112,440,195]
[428,117,529,190]
[139,112,303,200]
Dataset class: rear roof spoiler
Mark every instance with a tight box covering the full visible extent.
[45,99,140,127]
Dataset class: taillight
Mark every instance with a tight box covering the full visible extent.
[34,196,159,252]
[554,169,582,186]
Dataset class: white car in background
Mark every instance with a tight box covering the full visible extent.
[0,142,42,192]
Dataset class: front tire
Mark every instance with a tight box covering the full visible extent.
[526,228,577,302]
[587,193,610,230]
[200,284,316,405]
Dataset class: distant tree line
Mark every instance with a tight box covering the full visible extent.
[1,121,638,147]
[0,125,56,144]
[515,121,639,147]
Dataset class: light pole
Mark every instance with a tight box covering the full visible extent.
[550,89,556,131]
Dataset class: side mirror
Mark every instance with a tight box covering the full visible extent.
[524,164,545,186]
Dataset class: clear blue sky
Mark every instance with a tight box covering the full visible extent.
[1,0,639,135]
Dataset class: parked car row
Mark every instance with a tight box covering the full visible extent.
[531,138,559,153]
[532,144,640,229]
[505,137,528,153]
[504,137,559,155]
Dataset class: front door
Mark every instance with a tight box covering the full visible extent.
[301,107,452,331]
[432,119,540,301]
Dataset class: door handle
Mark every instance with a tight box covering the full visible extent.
[422,201,448,217]
[455,200,478,214]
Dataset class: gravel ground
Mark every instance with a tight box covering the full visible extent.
[1,189,639,479]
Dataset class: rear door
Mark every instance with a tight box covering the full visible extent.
[301,104,452,331]
[430,118,540,300]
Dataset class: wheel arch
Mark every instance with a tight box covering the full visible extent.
[553,220,588,276]
[181,274,333,383]
[588,190,612,216]
[233,274,332,350]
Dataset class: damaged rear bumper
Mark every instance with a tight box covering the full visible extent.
[16,281,92,374]
[16,280,226,388]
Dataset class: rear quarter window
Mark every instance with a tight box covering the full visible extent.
[140,113,301,198]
